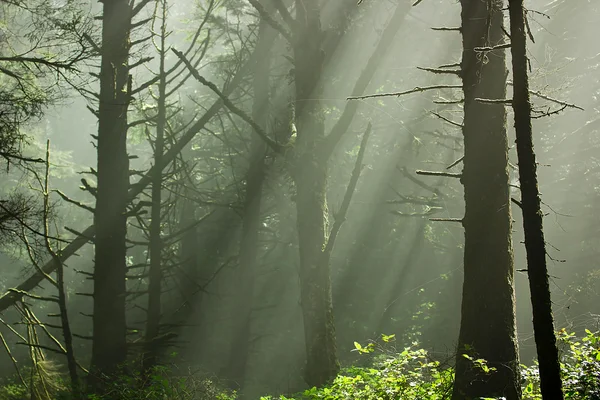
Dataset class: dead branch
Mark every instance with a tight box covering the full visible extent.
[348,84,462,101]
[172,48,281,152]
[431,111,463,128]
[416,169,462,178]
[323,122,372,258]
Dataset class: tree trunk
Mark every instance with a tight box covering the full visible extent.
[223,14,274,389]
[293,0,339,387]
[143,0,168,372]
[508,2,564,398]
[452,1,521,399]
[90,0,131,383]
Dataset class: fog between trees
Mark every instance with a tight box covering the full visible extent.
[0,0,598,399]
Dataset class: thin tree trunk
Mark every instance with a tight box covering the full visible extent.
[223,14,273,389]
[90,0,131,383]
[42,142,79,397]
[508,2,564,398]
[143,0,168,373]
[452,1,521,399]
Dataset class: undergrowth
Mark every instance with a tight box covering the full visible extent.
[0,329,598,400]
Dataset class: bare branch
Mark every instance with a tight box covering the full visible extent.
[172,48,281,152]
[416,169,462,178]
[347,84,462,101]
[431,111,463,128]
[247,0,293,43]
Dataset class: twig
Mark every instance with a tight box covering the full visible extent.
[431,111,463,128]
[416,170,462,178]
[474,43,511,51]
[417,66,460,75]
[347,85,462,101]
[54,190,94,213]
[432,27,461,31]
[507,82,584,110]
[430,218,463,223]
[475,97,512,104]
[446,156,464,169]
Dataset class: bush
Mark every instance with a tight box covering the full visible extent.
[0,363,236,400]
[2,330,599,400]
[522,329,600,400]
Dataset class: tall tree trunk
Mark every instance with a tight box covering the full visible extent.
[143,0,168,372]
[90,0,131,383]
[508,2,564,398]
[293,0,339,387]
[223,14,274,389]
[452,1,521,399]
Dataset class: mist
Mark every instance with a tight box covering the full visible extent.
[0,0,598,399]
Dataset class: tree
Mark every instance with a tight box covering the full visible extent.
[508,1,564,398]
[452,1,521,399]
[90,0,144,383]
[223,6,277,388]
[0,0,90,241]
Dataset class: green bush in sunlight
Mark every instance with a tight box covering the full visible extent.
[261,330,600,400]
[260,335,454,400]
[522,328,600,400]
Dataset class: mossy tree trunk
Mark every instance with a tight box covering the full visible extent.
[452,1,521,399]
[508,1,564,398]
[91,0,131,383]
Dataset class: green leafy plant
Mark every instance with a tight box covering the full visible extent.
[522,329,600,400]
[294,345,453,400]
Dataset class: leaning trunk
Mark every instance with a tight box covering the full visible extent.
[452,1,521,399]
[90,0,131,383]
[508,1,564,398]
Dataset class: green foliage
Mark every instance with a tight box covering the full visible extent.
[2,329,599,399]
[0,384,27,400]
[522,329,600,400]
[84,365,237,400]
[261,330,600,400]
[270,345,453,400]
[0,363,236,400]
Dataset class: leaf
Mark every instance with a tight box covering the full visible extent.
[382,334,396,343]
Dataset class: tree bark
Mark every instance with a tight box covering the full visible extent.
[90,0,131,383]
[508,2,564,399]
[292,0,340,387]
[452,1,521,399]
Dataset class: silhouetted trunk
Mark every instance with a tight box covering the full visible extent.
[293,0,339,387]
[177,194,200,315]
[508,2,564,398]
[223,15,273,389]
[143,0,168,372]
[452,1,521,400]
[90,0,131,384]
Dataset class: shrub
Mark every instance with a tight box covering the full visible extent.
[522,329,600,400]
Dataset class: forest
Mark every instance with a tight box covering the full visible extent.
[0,0,598,399]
